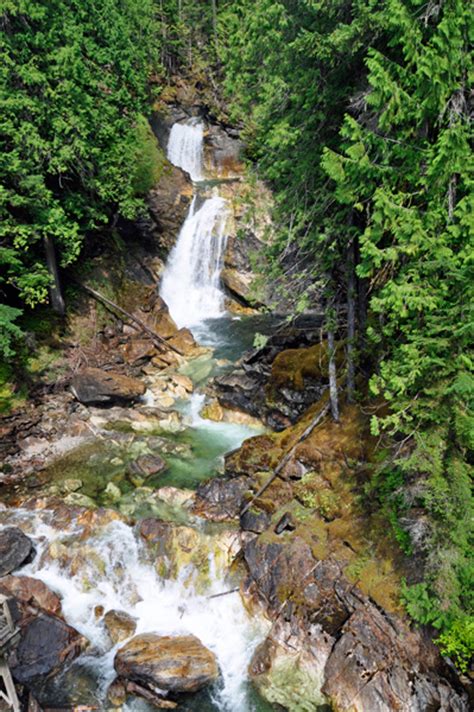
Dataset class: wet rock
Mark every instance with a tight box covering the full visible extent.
[221,267,254,304]
[129,454,167,479]
[146,162,193,253]
[63,492,97,509]
[170,373,193,393]
[274,512,296,535]
[205,124,244,176]
[0,575,61,616]
[193,476,250,522]
[211,328,328,430]
[104,482,122,504]
[114,633,219,697]
[104,609,137,645]
[138,517,171,545]
[167,327,197,356]
[155,486,194,509]
[61,478,82,493]
[0,527,34,576]
[107,678,127,706]
[71,368,146,405]
[10,613,86,684]
[109,678,178,708]
[249,619,331,710]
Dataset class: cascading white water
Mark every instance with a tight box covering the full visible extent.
[6,511,268,711]
[160,195,229,329]
[167,120,204,182]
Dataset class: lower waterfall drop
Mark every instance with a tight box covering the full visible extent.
[160,195,229,329]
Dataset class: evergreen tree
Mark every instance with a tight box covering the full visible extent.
[323,0,473,651]
[0,0,160,355]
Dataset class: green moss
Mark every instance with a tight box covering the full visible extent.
[132,115,167,195]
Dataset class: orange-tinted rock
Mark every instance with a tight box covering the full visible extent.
[114,633,219,695]
[104,609,137,645]
[0,575,61,616]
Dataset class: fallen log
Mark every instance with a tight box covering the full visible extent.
[76,282,184,356]
[240,401,330,516]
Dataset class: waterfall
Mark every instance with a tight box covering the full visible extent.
[160,194,229,329]
[161,119,230,329]
[167,120,204,182]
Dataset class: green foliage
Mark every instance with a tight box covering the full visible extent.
[219,0,379,305]
[253,332,269,349]
[366,464,413,555]
[220,0,473,670]
[0,304,24,359]
[437,617,474,673]
[0,0,160,318]
[401,581,450,628]
[132,117,167,195]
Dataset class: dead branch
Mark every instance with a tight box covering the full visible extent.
[76,281,184,356]
[240,401,331,516]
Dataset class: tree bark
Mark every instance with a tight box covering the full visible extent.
[346,237,356,402]
[44,236,65,316]
[328,329,339,422]
[211,0,218,38]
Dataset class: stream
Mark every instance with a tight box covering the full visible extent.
[0,120,278,711]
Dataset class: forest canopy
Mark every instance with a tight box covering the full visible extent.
[219,0,473,668]
[0,0,160,350]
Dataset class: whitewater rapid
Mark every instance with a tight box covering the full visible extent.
[4,508,268,711]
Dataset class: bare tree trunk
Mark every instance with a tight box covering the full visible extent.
[346,237,356,402]
[328,328,339,422]
[44,236,65,316]
[211,0,218,38]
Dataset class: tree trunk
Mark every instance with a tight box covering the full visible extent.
[346,237,356,402]
[44,236,65,316]
[211,0,218,37]
[328,328,339,422]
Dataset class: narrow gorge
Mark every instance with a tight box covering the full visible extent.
[0,110,469,712]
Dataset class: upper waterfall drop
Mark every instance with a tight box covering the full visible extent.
[160,194,229,329]
[167,120,204,182]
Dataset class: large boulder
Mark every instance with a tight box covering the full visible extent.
[114,633,219,701]
[71,368,146,405]
[0,527,34,576]
[9,613,85,684]
[221,268,255,305]
[211,325,326,431]
[205,124,244,176]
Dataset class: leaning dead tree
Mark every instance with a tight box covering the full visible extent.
[240,401,331,516]
[77,282,184,356]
